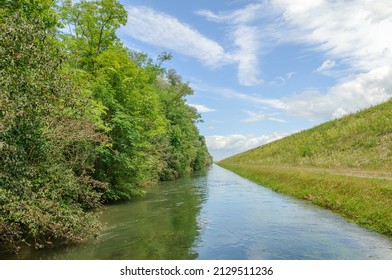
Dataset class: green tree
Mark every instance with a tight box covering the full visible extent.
[60,0,127,71]
[156,69,212,180]
[1,0,59,29]
[92,48,167,200]
[0,3,105,252]
[0,0,212,254]
[59,0,165,200]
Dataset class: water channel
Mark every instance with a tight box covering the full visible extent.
[3,164,392,259]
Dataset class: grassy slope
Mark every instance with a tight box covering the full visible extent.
[218,100,392,236]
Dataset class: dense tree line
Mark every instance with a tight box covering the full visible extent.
[0,0,212,253]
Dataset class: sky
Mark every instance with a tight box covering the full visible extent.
[115,0,392,160]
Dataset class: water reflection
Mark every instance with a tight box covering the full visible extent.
[196,165,392,259]
[1,170,208,260]
[2,165,392,260]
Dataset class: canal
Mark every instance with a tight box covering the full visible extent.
[3,164,392,259]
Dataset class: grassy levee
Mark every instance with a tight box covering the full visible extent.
[218,100,392,237]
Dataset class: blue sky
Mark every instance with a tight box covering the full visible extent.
[115,0,392,160]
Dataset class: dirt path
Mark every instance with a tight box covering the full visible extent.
[289,166,392,180]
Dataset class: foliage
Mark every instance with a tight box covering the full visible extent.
[0,5,105,253]
[157,69,212,180]
[61,0,211,199]
[0,0,211,254]
[60,0,127,71]
[92,47,167,200]
[0,0,59,29]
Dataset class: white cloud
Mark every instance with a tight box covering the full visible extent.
[195,68,392,122]
[187,103,216,113]
[241,69,390,120]
[206,133,289,160]
[269,72,296,86]
[195,0,392,90]
[286,72,296,79]
[123,6,228,67]
[271,0,392,71]
[231,25,263,86]
[241,110,287,123]
[197,4,267,86]
[197,1,392,158]
[332,107,348,119]
[315,60,336,73]
[283,66,392,120]
[211,86,288,110]
[192,82,288,111]
[263,0,392,119]
[123,5,265,86]
[196,3,267,24]
[195,9,222,22]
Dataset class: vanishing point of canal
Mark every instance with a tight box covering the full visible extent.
[3,164,392,260]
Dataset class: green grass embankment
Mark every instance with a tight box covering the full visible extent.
[218,100,392,237]
[218,162,392,236]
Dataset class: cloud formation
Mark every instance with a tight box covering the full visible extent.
[123,5,266,86]
[206,133,289,160]
[268,0,392,119]
[188,103,216,113]
[315,60,336,73]
[240,110,287,123]
[283,66,392,119]
[197,70,392,122]
[197,3,267,86]
[123,6,228,67]
[272,0,392,71]
[122,1,392,159]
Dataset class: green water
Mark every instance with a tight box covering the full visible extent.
[2,164,392,259]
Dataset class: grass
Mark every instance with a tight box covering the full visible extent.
[218,100,392,237]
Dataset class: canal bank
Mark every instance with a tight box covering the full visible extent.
[217,162,392,238]
[2,165,392,260]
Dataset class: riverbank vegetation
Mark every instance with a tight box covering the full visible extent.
[219,99,392,237]
[0,0,211,253]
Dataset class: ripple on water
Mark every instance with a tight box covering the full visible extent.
[3,164,392,260]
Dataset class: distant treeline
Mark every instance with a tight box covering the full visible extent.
[0,0,212,253]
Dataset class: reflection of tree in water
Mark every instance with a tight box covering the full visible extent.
[130,171,209,260]
[0,170,209,260]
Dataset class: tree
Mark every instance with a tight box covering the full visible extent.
[0,0,212,254]
[60,0,127,71]
[1,0,59,29]
[92,47,168,200]
[0,3,105,252]
[156,69,212,180]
